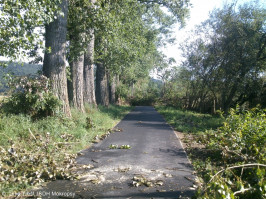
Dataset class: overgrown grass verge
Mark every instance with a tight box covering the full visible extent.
[156,106,266,198]
[155,106,223,134]
[0,104,132,198]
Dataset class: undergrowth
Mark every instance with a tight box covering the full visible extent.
[155,106,223,134]
[0,104,132,198]
[196,107,266,198]
[156,106,266,198]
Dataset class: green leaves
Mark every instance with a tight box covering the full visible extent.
[109,144,118,149]
[197,106,266,198]
[132,175,164,188]
[109,144,131,149]
[169,3,266,113]
[119,144,131,149]
[1,75,61,118]
[0,0,61,61]
[0,130,77,198]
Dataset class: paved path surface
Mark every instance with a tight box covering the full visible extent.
[37,106,196,199]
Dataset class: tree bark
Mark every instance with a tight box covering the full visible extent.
[96,62,109,106]
[130,82,135,97]
[71,54,85,112]
[109,75,117,104]
[67,70,73,106]
[84,29,96,106]
[43,0,71,117]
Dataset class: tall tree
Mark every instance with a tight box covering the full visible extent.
[67,0,86,112]
[84,32,97,106]
[172,3,266,113]
[69,53,85,112]
[96,61,109,106]
[43,0,71,116]
[67,0,97,109]
[108,74,117,104]
[84,0,97,106]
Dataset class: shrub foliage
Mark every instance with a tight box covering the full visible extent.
[1,75,61,118]
[197,107,266,198]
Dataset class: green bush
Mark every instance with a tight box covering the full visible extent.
[197,106,266,198]
[1,75,61,118]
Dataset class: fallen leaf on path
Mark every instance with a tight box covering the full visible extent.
[132,175,163,188]
[92,135,100,143]
[155,180,164,186]
[163,173,173,178]
[114,167,131,173]
[184,176,195,183]
[90,179,101,184]
[109,144,118,149]
[91,149,102,152]
[119,145,131,149]
[144,181,153,187]
[156,189,166,192]
[111,186,123,190]
[132,181,140,187]
[113,128,123,132]
[83,164,94,169]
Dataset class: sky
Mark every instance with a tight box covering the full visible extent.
[161,0,265,66]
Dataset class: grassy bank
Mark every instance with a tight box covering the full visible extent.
[0,104,132,198]
[156,106,266,198]
[155,105,224,170]
[155,106,223,134]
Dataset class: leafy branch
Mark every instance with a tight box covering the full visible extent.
[208,163,266,185]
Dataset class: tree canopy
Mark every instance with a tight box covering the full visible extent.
[162,3,266,113]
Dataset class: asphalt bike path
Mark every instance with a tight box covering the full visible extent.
[36,106,196,199]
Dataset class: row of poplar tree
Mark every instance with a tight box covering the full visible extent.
[0,0,191,116]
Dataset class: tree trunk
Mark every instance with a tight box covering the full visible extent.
[43,0,71,117]
[116,75,123,105]
[84,28,96,106]
[223,84,238,113]
[213,98,216,114]
[67,70,73,106]
[130,82,134,97]
[96,62,109,106]
[109,75,116,104]
[71,54,85,112]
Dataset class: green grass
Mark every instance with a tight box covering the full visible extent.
[0,104,132,197]
[155,106,223,135]
[155,106,266,198]
[0,104,132,151]
[155,106,224,198]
